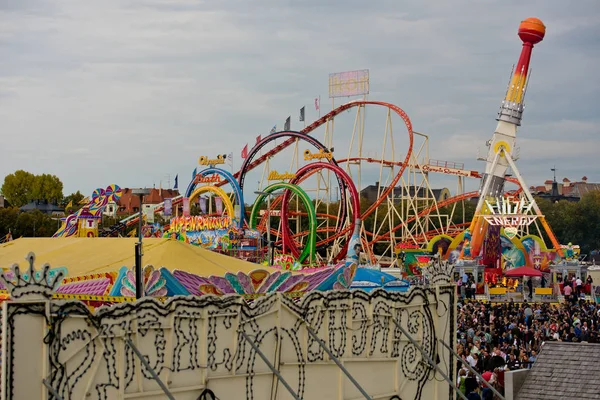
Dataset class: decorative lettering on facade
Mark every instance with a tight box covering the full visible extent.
[198,155,226,166]
[193,174,221,184]
[170,216,232,231]
[483,215,538,226]
[303,149,333,161]
[485,197,535,215]
[481,197,539,227]
[421,164,474,177]
[267,171,296,181]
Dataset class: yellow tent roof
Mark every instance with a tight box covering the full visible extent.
[0,238,277,278]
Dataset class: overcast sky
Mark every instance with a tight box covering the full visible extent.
[1,0,599,200]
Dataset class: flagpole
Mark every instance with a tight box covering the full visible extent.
[319,95,321,118]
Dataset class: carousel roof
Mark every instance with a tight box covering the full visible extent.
[0,238,278,277]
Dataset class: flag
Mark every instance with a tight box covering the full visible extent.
[174,174,179,190]
[299,106,305,122]
[241,143,248,159]
[269,125,276,134]
[314,97,320,110]
[65,200,73,213]
[256,134,262,143]
[164,198,172,216]
[284,116,290,131]
[144,206,155,224]
[226,152,233,167]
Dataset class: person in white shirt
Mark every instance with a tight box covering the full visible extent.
[466,352,478,368]
[576,277,583,298]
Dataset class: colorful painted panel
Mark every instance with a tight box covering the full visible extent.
[172,264,355,297]
[56,273,116,296]
[400,251,431,276]
[500,234,527,270]
[109,266,189,297]
[520,235,560,271]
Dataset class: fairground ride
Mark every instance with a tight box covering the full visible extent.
[111,18,560,268]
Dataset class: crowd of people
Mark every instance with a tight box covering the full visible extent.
[455,298,600,399]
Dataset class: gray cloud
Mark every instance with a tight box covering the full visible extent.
[0,0,598,201]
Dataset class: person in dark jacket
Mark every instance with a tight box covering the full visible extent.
[465,371,479,395]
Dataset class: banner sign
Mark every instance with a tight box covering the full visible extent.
[182,198,190,217]
[304,149,333,161]
[170,216,234,249]
[198,155,226,166]
[268,171,296,180]
[144,206,155,224]
[421,164,477,178]
[328,69,370,98]
[199,196,207,214]
[163,198,172,216]
[170,216,232,232]
[193,174,221,184]
[215,196,223,215]
[481,197,538,227]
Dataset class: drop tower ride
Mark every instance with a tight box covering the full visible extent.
[469,18,562,257]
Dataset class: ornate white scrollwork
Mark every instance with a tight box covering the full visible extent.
[0,252,64,300]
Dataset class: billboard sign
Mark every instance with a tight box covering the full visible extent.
[328,69,369,98]
[480,197,538,227]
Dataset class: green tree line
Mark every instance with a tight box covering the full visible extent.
[1,170,64,207]
[2,167,599,253]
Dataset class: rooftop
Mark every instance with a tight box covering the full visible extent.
[516,342,600,399]
[19,200,64,213]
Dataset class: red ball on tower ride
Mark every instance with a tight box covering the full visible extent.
[518,17,546,45]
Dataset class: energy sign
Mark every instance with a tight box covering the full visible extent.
[481,197,539,227]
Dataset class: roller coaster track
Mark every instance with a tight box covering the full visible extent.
[238,101,413,258]
[279,190,480,249]
[117,98,536,256]
[336,157,522,187]
[224,100,414,217]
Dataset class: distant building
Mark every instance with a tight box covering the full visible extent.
[0,195,9,208]
[19,200,64,216]
[530,176,600,202]
[360,182,451,204]
[116,188,180,216]
[102,201,118,218]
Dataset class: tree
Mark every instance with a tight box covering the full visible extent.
[0,207,58,238]
[1,170,36,207]
[536,191,600,254]
[1,170,64,207]
[0,207,19,237]
[31,173,63,203]
[63,190,85,208]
